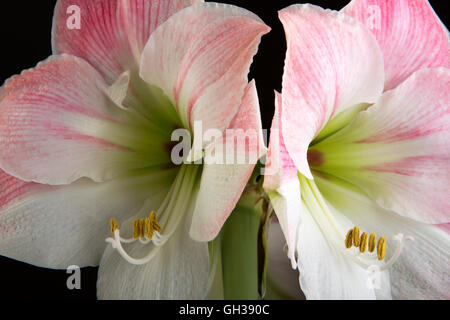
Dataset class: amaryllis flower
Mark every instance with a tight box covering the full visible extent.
[0,0,268,299]
[264,0,449,299]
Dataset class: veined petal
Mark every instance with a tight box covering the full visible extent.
[0,55,170,185]
[140,2,269,133]
[52,0,199,83]
[97,184,209,299]
[343,0,450,90]
[263,92,301,266]
[0,168,176,268]
[312,68,450,224]
[279,4,384,179]
[189,81,265,241]
[316,174,450,299]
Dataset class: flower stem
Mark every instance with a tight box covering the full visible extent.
[220,180,266,300]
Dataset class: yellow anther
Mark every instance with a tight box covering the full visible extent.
[133,219,140,239]
[353,226,361,247]
[140,219,146,238]
[110,218,119,236]
[345,229,353,249]
[145,217,154,239]
[377,236,386,261]
[125,211,162,240]
[359,232,368,253]
[368,233,377,253]
[148,211,161,232]
[345,228,388,260]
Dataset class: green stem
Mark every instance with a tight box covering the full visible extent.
[220,187,264,300]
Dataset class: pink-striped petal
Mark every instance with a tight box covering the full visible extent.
[312,68,450,224]
[0,54,164,185]
[52,0,199,83]
[0,168,176,268]
[279,4,385,179]
[343,0,450,91]
[189,81,265,241]
[140,2,269,134]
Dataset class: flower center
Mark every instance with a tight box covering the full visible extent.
[307,149,324,167]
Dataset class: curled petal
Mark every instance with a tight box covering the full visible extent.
[140,2,269,133]
[279,4,384,179]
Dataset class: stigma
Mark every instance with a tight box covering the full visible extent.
[106,211,167,265]
[344,225,414,271]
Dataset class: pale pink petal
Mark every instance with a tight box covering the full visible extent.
[0,55,162,185]
[343,0,450,91]
[0,168,176,268]
[140,2,269,134]
[279,4,384,179]
[189,81,265,241]
[313,68,450,224]
[263,92,301,267]
[52,0,199,83]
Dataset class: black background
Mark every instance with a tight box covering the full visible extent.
[0,0,447,300]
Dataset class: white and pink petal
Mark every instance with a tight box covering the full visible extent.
[0,54,168,185]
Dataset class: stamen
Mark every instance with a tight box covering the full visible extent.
[133,219,140,239]
[345,229,353,249]
[105,211,167,265]
[359,232,368,253]
[110,218,119,236]
[353,226,361,247]
[377,236,386,261]
[344,226,414,270]
[368,233,376,253]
